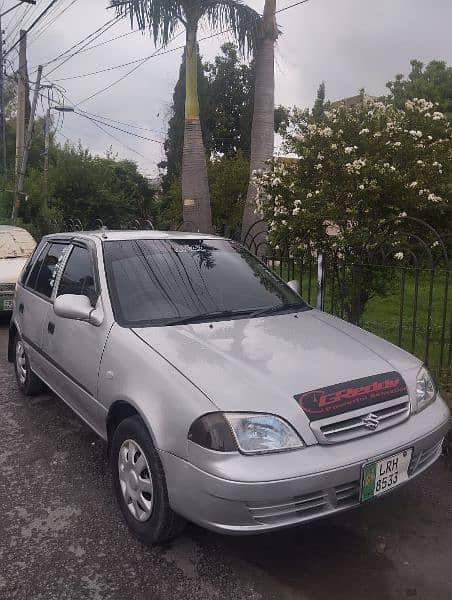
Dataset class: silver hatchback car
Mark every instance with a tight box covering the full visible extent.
[9,231,450,544]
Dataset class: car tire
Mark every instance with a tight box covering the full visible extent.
[14,335,44,396]
[111,415,186,545]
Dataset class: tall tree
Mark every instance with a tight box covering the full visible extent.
[241,0,278,248]
[159,42,255,192]
[312,81,326,120]
[387,59,452,122]
[204,42,255,157]
[158,50,210,192]
[112,0,260,233]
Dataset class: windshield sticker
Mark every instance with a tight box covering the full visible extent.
[295,372,408,421]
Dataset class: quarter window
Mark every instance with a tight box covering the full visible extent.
[57,245,97,305]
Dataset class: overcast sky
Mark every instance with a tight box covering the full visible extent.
[4,0,452,176]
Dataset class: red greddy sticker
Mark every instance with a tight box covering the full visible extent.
[294,372,408,421]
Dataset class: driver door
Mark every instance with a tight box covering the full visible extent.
[42,241,112,435]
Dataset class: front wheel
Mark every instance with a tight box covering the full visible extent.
[111,415,186,545]
[14,335,44,396]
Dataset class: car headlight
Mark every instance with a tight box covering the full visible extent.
[415,366,437,412]
[188,413,305,455]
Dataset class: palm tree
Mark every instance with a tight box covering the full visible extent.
[241,0,278,250]
[112,0,260,233]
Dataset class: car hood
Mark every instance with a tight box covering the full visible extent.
[0,257,27,284]
[133,310,419,427]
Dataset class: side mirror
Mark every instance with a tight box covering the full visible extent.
[287,280,301,295]
[54,294,95,322]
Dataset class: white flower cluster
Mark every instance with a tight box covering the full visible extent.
[432,161,443,174]
[359,128,370,135]
[345,158,367,174]
[428,193,443,203]
[409,130,423,138]
[405,98,434,113]
[306,124,333,137]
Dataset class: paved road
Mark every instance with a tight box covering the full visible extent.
[1,318,451,600]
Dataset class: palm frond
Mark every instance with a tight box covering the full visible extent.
[202,0,261,58]
[111,0,183,47]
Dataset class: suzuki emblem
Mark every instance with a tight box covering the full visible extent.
[362,413,380,430]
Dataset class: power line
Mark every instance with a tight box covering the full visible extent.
[80,113,147,159]
[52,44,186,82]
[42,0,308,101]
[71,27,238,106]
[4,0,63,57]
[43,15,121,74]
[74,29,186,106]
[276,0,312,14]
[28,0,79,46]
[44,84,151,159]
[74,111,163,144]
[66,28,139,56]
[78,110,165,135]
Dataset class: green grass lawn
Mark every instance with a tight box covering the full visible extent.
[272,259,451,387]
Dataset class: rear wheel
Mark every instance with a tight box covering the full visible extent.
[111,415,186,545]
[14,335,44,396]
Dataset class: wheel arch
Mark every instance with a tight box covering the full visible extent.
[106,400,158,450]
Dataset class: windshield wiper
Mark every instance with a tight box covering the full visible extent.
[249,302,308,319]
[158,308,259,326]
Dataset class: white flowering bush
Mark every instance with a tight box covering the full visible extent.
[255,98,451,259]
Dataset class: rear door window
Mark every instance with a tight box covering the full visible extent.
[27,243,69,299]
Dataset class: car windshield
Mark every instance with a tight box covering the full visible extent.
[0,229,36,259]
[104,238,310,327]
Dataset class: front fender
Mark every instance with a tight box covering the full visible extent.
[98,324,217,459]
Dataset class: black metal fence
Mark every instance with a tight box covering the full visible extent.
[261,253,451,386]
[58,215,451,387]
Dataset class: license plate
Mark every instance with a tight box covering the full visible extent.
[360,448,413,502]
[1,298,13,311]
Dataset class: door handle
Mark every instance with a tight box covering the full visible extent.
[19,303,24,314]
[48,322,55,335]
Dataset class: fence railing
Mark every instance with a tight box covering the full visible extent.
[263,252,451,387]
[55,215,451,387]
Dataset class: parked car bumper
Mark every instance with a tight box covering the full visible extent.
[160,397,450,535]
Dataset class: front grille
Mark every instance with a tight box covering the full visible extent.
[248,480,360,526]
[410,439,444,476]
[310,396,411,444]
[0,283,15,293]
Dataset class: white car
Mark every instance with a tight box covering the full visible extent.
[8,230,451,544]
[0,225,36,313]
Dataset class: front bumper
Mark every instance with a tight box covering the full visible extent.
[159,399,450,535]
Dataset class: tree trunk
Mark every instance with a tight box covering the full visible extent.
[241,0,277,252]
[182,25,212,233]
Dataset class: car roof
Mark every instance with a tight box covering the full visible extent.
[44,230,227,243]
[0,225,28,232]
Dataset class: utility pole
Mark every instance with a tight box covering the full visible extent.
[13,65,42,215]
[44,105,50,206]
[12,29,27,220]
[43,103,74,207]
[0,16,6,177]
